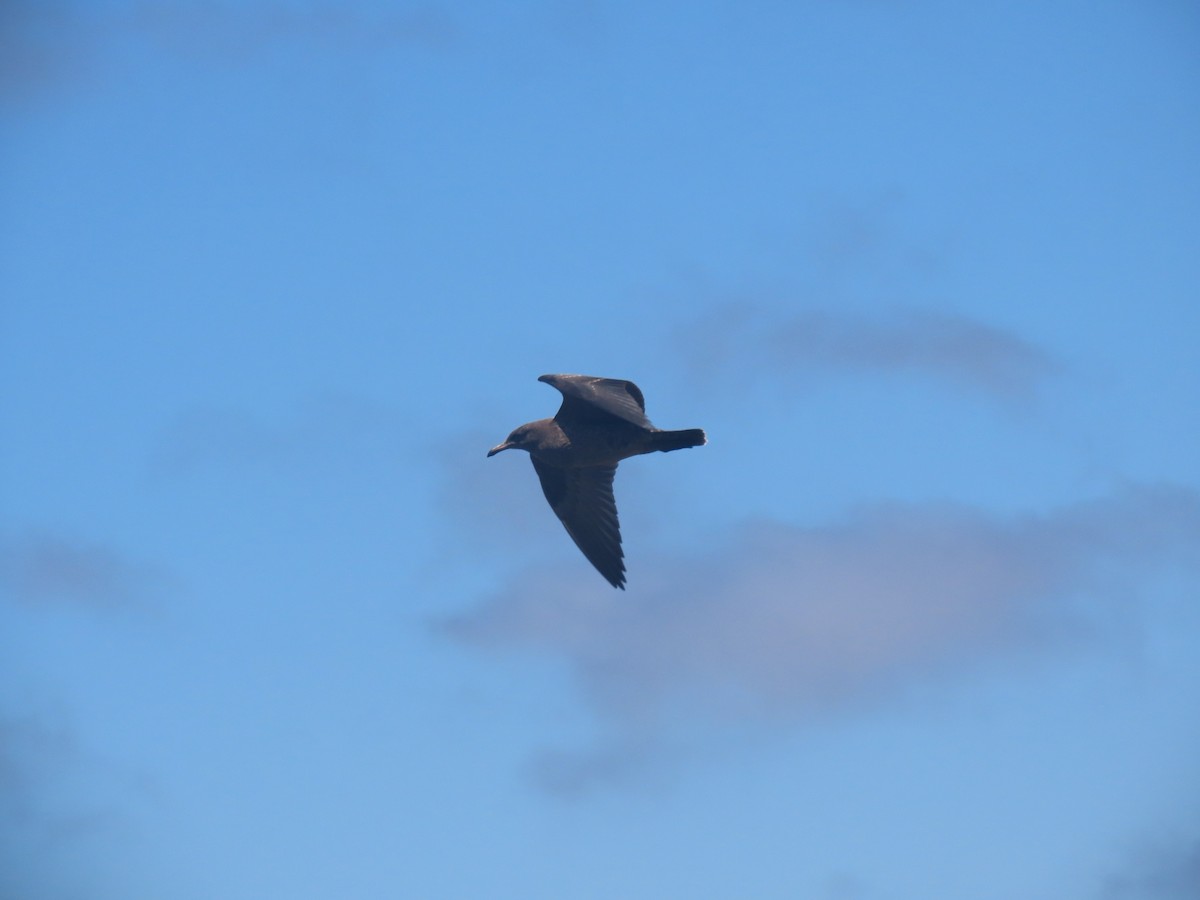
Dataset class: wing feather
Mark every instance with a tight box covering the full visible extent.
[531,458,625,589]
[538,374,652,429]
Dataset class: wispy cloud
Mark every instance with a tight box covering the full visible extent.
[0,714,146,899]
[0,533,167,612]
[443,484,1200,792]
[1,1,458,105]
[676,303,1058,402]
[0,2,91,103]
[150,393,404,476]
[119,1,459,60]
[0,531,163,888]
[1100,836,1200,900]
[0,715,74,896]
[434,426,584,560]
[0,717,74,829]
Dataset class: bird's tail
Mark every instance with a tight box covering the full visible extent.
[650,428,707,453]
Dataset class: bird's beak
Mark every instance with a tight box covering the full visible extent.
[486,441,513,457]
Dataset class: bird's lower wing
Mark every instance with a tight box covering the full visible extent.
[531,459,625,589]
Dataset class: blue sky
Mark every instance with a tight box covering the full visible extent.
[2,1,1199,897]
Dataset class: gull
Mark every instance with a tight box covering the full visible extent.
[488,374,706,589]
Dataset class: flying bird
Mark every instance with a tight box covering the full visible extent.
[487,374,706,589]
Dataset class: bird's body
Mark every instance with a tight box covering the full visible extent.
[488,374,706,589]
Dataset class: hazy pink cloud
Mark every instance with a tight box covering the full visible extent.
[676,303,1058,402]
[444,485,1200,791]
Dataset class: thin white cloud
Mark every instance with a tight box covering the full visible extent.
[676,303,1058,402]
[443,484,1200,792]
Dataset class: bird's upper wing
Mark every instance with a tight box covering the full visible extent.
[531,458,625,589]
[538,374,652,429]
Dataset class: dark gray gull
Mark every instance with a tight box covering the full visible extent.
[487,374,706,589]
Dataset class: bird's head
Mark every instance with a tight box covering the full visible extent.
[487,424,535,457]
